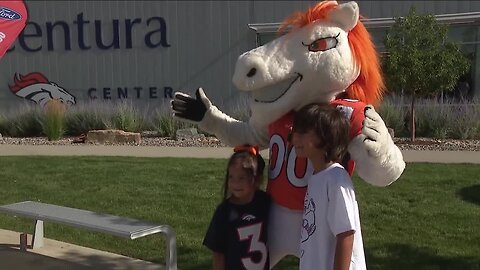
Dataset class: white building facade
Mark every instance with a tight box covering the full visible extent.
[1,1,479,113]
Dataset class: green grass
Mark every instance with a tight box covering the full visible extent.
[0,157,479,270]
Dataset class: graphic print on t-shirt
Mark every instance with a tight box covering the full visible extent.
[301,192,316,243]
[237,222,267,270]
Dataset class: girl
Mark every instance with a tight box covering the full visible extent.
[203,144,271,270]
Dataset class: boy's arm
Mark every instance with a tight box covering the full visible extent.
[334,230,354,270]
[213,252,225,270]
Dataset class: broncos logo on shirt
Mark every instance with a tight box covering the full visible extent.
[301,193,316,243]
[9,72,76,108]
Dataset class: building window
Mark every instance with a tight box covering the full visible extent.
[368,28,388,53]
[257,32,278,46]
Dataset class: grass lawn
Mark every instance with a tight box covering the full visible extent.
[0,156,479,270]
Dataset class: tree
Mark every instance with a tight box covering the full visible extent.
[382,7,470,141]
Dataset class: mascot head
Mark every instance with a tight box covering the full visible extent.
[232,1,384,127]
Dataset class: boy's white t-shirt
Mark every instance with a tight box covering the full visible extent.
[299,163,366,270]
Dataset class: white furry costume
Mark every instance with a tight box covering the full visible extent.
[172,1,405,267]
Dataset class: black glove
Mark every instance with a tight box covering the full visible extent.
[171,88,209,122]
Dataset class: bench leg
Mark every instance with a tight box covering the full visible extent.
[160,225,177,270]
[32,220,44,249]
[20,233,28,251]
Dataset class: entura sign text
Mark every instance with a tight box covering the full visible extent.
[8,13,170,52]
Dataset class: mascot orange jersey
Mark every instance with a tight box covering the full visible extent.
[268,99,366,210]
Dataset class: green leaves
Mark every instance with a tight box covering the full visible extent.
[383,7,470,97]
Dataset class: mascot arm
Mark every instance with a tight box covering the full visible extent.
[172,88,269,148]
[201,104,269,148]
[348,106,406,187]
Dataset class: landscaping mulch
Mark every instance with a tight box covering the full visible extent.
[0,135,478,152]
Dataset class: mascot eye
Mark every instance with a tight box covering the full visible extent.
[302,35,339,52]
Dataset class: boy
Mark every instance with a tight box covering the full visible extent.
[292,103,366,270]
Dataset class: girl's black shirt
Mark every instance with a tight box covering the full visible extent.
[203,190,271,270]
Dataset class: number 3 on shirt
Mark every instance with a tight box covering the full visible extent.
[237,222,267,269]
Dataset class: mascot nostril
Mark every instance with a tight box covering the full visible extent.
[246,68,256,77]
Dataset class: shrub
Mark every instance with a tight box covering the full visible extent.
[40,100,66,141]
[0,114,7,135]
[0,96,478,140]
[65,103,108,136]
[414,103,451,139]
[403,98,480,139]
[378,97,408,137]
[448,102,480,139]
[109,102,147,132]
[225,95,480,140]
[151,109,195,138]
[3,105,43,137]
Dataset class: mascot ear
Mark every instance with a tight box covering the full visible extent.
[330,1,359,32]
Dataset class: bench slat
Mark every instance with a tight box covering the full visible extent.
[0,201,163,239]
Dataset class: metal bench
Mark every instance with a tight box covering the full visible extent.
[0,201,177,270]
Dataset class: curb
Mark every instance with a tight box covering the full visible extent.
[0,145,478,164]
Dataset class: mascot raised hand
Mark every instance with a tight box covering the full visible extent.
[172,1,405,267]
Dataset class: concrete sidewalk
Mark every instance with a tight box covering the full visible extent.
[0,144,479,163]
[0,229,162,270]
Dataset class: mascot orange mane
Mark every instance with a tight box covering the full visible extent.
[172,1,405,267]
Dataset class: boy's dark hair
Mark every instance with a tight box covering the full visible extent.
[223,145,266,200]
[293,103,350,163]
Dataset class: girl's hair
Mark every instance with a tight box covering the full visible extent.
[293,103,350,163]
[223,145,266,200]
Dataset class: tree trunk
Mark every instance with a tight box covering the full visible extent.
[410,95,416,141]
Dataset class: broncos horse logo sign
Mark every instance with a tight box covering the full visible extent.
[9,72,76,108]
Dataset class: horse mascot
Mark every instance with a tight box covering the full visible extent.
[172,0,405,267]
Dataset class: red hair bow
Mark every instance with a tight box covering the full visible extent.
[233,144,259,156]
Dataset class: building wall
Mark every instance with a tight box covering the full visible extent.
[1,1,261,113]
[358,1,480,18]
[1,1,479,114]
[360,1,480,99]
